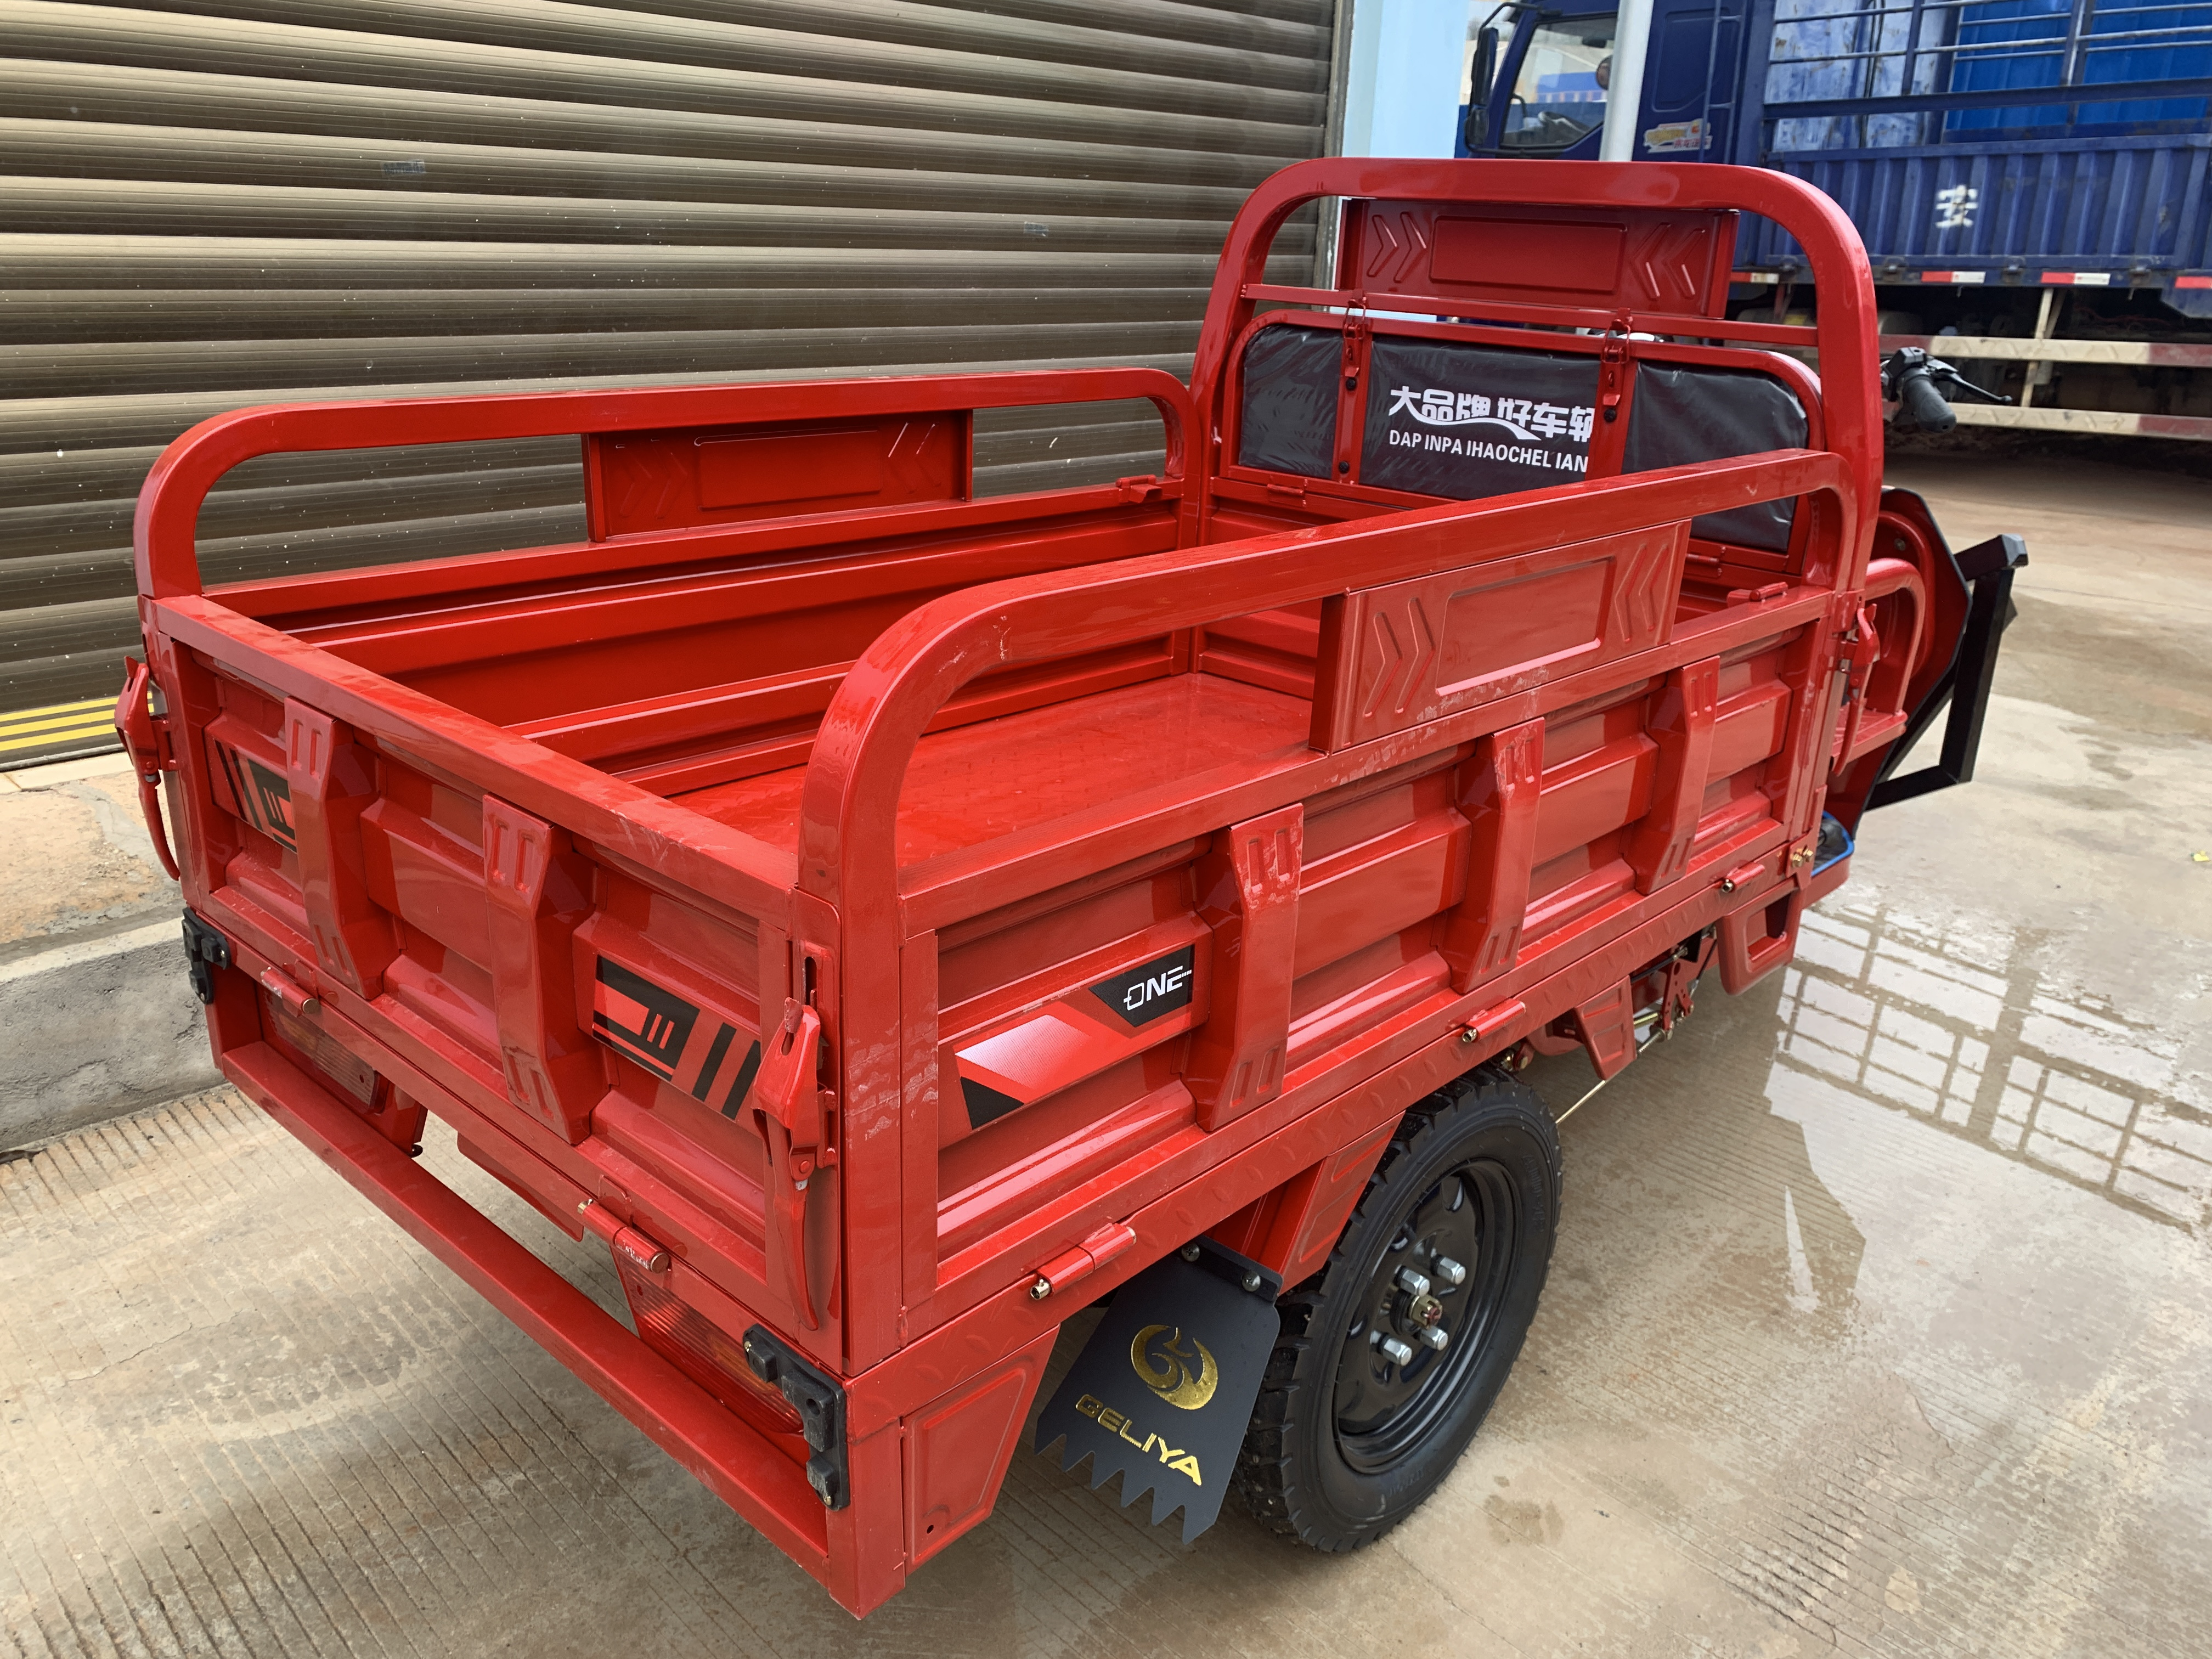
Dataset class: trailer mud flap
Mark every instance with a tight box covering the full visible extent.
[1034,1243,1280,1541]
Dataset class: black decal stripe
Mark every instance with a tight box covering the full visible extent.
[213,741,250,825]
[961,1076,1026,1130]
[592,957,700,1075]
[719,1040,763,1120]
[690,1023,736,1102]
[590,1017,678,1080]
[244,757,296,849]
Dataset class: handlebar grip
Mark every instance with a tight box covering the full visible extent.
[1896,369,1956,434]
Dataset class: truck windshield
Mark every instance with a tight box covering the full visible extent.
[1500,14,1617,151]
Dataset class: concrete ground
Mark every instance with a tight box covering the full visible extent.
[0,752,217,1148]
[4,454,2208,1657]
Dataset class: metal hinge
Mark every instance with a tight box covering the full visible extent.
[1459,997,1526,1048]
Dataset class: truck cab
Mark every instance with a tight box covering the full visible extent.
[1458,1,1744,164]
[1452,0,2212,432]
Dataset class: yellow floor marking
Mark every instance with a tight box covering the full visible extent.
[0,696,113,730]
[0,696,120,754]
[0,710,115,740]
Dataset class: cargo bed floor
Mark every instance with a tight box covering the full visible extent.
[678,672,1311,864]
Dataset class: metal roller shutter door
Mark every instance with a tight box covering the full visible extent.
[0,0,1334,764]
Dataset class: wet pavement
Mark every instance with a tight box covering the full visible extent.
[4,454,2209,1656]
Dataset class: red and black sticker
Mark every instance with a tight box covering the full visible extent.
[689,1020,764,1121]
[211,738,296,851]
[589,954,765,1113]
[592,957,699,1080]
[1089,946,1197,1028]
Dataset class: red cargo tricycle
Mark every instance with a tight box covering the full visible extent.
[117,160,2019,1614]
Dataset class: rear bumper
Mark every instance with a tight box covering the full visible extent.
[220,1031,1056,1618]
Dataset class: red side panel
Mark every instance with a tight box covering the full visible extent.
[585,413,971,538]
[1341,200,1739,318]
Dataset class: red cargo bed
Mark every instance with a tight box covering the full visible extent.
[116,160,1994,1616]
[686,672,1313,863]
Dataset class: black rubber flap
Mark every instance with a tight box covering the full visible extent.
[1237,323,1341,478]
[1623,362,1807,551]
[1035,1249,1280,1541]
[1362,336,1599,499]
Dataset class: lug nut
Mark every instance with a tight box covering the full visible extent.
[1396,1267,1432,1296]
[1418,1325,1449,1352]
[1432,1256,1468,1286]
[1378,1335,1416,1365]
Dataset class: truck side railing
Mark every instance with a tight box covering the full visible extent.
[126,368,1195,918]
[803,452,1858,924]
[1758,0,2212,136]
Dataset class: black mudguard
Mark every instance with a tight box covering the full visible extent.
[1035,1240,1282,1541]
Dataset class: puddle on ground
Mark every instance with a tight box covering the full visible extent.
[1776,893,2211,1233]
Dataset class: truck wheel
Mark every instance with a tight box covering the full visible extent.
[1233,1068,1560,1550]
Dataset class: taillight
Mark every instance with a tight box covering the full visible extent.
[615,1263,804,1442]
[263,986,377,1105]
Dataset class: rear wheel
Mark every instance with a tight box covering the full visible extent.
[1233,1068,1560,1549]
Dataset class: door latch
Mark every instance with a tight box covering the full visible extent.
[751,997,832,1328]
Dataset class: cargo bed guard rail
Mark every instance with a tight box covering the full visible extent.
[798,448,1853,1342]
[803,445,1855,923]
[131,368,1195,601]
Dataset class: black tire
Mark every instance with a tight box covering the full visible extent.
[1233,1066,1561,1550]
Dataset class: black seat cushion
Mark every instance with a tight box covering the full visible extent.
[1237,324,1342,478]
[1234,325,1808,552]
[1622,362,1808,552]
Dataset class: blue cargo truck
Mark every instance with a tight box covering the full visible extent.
[1453,0,2212,437]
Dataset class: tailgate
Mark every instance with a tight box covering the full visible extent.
[160,631,837,1378]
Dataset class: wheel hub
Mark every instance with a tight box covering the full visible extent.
[1332,1158,1520,1473]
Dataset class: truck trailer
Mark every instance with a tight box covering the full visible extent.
[1457,0,2212,437]
[116,159,2019,1615]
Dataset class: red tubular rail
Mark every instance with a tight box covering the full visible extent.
[133,368,1195,601]
[1186,158,1883,567]
[800,449,1855,922]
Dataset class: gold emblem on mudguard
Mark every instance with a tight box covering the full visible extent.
[1130,1324,1218,1410]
